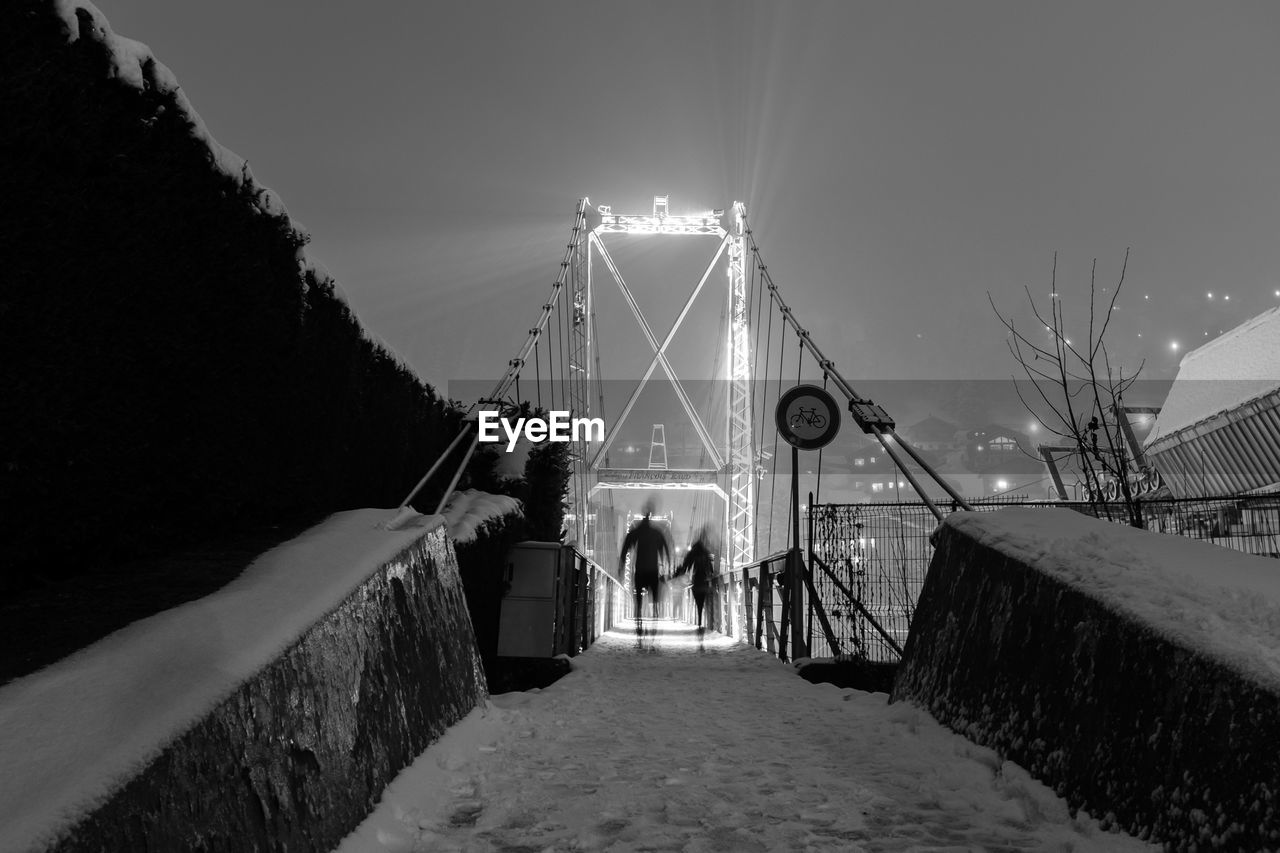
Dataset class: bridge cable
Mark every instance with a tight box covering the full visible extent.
[815,372,827,504]
[758,276,775,551]
[797,330,804,383]
[767,292,786,554]
[396,199,588,514]
[740,215,971,520]
[557,281,568,414]
[534,333,542,411]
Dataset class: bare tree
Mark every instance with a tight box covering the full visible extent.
[989,251,1146,528]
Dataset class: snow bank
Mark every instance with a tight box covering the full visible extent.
[494,435,533,480]
[944,507,1280,688]
[442,488,523,545]
[895,507,1280,850]
[0,508,466,852]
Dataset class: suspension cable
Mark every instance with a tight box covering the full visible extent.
[767,295,786,553]
[815,372,827,504]
[397,198,588,513]
[741,213,972,519]
[796,331,803,383]
[755,255,775,548]
[534,332,542,411]
[556,279,567,413]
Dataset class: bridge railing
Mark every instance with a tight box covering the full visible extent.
[683,552,792,655]
[557,546,626,656]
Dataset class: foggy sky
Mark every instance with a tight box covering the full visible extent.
[97,1,1280,402]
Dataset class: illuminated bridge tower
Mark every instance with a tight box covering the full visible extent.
[725,202,754,572]
[584,197,754,572]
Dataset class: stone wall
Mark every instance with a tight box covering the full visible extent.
[53,525,487,853]
[893,519,1280,852]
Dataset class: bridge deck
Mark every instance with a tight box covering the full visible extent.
[340,621,1151,852]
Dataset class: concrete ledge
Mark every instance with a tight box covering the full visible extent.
[11,517,487,852]
[893,509,1280,851]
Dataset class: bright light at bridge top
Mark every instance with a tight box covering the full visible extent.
[595,195,727,237]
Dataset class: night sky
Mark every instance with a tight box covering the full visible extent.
[97,1,1280,405]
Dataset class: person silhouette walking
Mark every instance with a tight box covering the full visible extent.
[618,500,671,640]
[678,526,715,634]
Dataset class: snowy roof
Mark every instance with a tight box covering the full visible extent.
[1145,306,1280,446]
[0,508,447,853]
[943,507,1280,690]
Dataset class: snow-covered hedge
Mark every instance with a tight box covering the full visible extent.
[0,1,458,589]
[894,507,1280,851]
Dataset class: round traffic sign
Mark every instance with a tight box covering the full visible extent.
[775,384,841,450]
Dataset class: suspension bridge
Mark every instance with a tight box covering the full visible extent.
[396,195,977,662]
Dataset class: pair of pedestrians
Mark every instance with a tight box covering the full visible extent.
[618,505,715,635]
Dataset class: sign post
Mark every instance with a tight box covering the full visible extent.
[774,384,841,661]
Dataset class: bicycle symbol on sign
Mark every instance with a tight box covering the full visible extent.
[789,406,826,429]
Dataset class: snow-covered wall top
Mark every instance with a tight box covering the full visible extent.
[941,507,1280,690]
[0,508,446,853]
[1145,306,1280,445]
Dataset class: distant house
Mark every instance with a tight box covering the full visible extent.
[963,425,1032,469]
[903,415,962,452]
[955,424,1043,497]
[1145,306,1280,497]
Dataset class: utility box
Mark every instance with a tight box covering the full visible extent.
[496,542,562,657]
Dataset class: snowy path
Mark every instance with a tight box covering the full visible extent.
[338,621,1152,852]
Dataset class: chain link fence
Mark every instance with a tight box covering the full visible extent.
[806,494,1280,663]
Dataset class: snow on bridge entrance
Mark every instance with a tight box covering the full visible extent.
[339,621,1151,852]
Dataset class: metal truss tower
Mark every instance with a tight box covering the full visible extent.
[566,202,591,552]
[582,197,754,573]
[725,202,754,571]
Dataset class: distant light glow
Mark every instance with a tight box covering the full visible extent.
[1170,341,1180,351]
[996,479,1009,490]
[1207,292,1214,299]
[1224,294,1230,301]
[1028,422,1039,433]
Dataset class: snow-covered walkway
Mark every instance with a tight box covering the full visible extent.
[338,620,1152,852]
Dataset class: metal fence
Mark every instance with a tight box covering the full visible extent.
[555,547,626,656]
[802,494,1280,663]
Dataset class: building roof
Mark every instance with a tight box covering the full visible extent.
[1146,306,1280,446]
[904,414,960,443]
